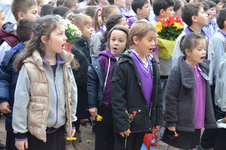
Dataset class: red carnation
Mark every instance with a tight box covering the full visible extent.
[130,114,133,119]
[125,110,128,113]
[133,111,137,115]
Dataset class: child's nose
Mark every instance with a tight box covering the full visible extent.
[64,34,67,41]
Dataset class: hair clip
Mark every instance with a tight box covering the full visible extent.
[100,6,103,13]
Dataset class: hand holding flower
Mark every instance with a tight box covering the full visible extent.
[119,129,131,137]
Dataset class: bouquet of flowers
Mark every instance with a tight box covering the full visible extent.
[155,16,184,59]
[56,15,82,52]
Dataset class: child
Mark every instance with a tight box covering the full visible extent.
[63,0,79,10]
[52,6,70,17]
[172,2,208,67]
[127,0,151,28]
[198,8,226,150]
[40,4,54,17]
[12,15,78,150]
[108,0,126,13]
[87,0,109,8]
[87,25,130,150]
[0,0,39,64]
[173,0,184,19]
[37,0,44,15]
[121,0,136,17]
[210,0,222,13]
[162,32,217,150]
[100,14,128,51]
[68,13,94,149]
[0,9,6,27]
[100,5,120,35]
[152,0,175,25]
[111,19,163,150]
[0,19,34,150]
[203,1,218,39]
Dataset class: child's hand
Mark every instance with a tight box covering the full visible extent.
[155,126,160,130]
[0,102,12,114]
[89,107,98,117]
[71,129,76,137]
[167,127,176,132]
[15,139,28,150]
[119,129,131,137]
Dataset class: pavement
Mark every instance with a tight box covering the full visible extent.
[0,113,168,150]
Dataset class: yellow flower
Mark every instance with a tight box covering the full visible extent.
[87,140,91,143]
[96,115,103,121]
[66,137,76,141]
[155,22,162,33]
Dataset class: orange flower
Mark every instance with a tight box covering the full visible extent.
[175,16,183,25]
[163,16,175,27]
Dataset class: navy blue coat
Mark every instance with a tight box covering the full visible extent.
[87,55,105,108]
[0,42,24,132]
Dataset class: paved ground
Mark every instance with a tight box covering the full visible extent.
[0,114,167,150]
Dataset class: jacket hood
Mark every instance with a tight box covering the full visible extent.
[178,56,210,89]
[0,22,16,39]
[98,50,116,60]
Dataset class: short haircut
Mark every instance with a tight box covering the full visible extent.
[205,1,217,8]
[16,19,35,42]
[174,0,184,12]
[132,0,149,14]
[85,6,99,17]
[202,2,210,11]
[52,6,70,17]
[216,8,226,29]
[181,2,203,26]
[67,13,92,29]
[106,25,130,51]
[180,33,206,56]
[40,4,54,17]
[209,0,222,4]
[11,0,38,22]
[63,0,78,9]
[153,0,175,16]
[57,0,65,7]
[129,19,157,45]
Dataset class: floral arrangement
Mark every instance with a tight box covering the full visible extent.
[155,16,184,59]
[155,16,184,40]
[56,15,82,44]
[124,110,137,148]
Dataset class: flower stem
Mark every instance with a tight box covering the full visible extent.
[124,135,127,148]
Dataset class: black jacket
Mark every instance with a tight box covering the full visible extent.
[71,38,94,87]
[165,56,217,132]
[111,51,163,133]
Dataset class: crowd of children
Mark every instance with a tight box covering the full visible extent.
[1,0,226,150]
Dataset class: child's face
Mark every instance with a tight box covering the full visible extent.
[174,4,183,18]
[163,6,175,18]
[0,11,6,27]
[20,5,39,21]
[44,24,67,54]
[38,0,44,15]
[134,30,157,56]
[186,39,206,64]
[195,7,208,28]
[118,17,129,28]
[80,23,94,39]
[208,7,216,21]
[138,2,151,18]
[115,0,126,9]
[98,10,102,26]
[125,0,133,7]
[110,30,127,57]
[216,2,223,13]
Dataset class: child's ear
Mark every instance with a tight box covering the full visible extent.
[18,12,24,21]
[159,9,165,17]
[133,36,140,45]
[185,48,191,56]
[137,8,141,14]
[41,36,48,45]
[191,15,198,23]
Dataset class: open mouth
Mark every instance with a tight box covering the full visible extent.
[62,43,66,49]
[113,47,118,51]
[200,56,205,59]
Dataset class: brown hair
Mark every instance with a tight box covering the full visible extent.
[85,6,101,32]
[181,2,204,26]
[67,13,92,29]
[63,0,78,9]
[101,5,119,23]
[129,19,157,45]
[106,25,130,51]
[11,0,38,22]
